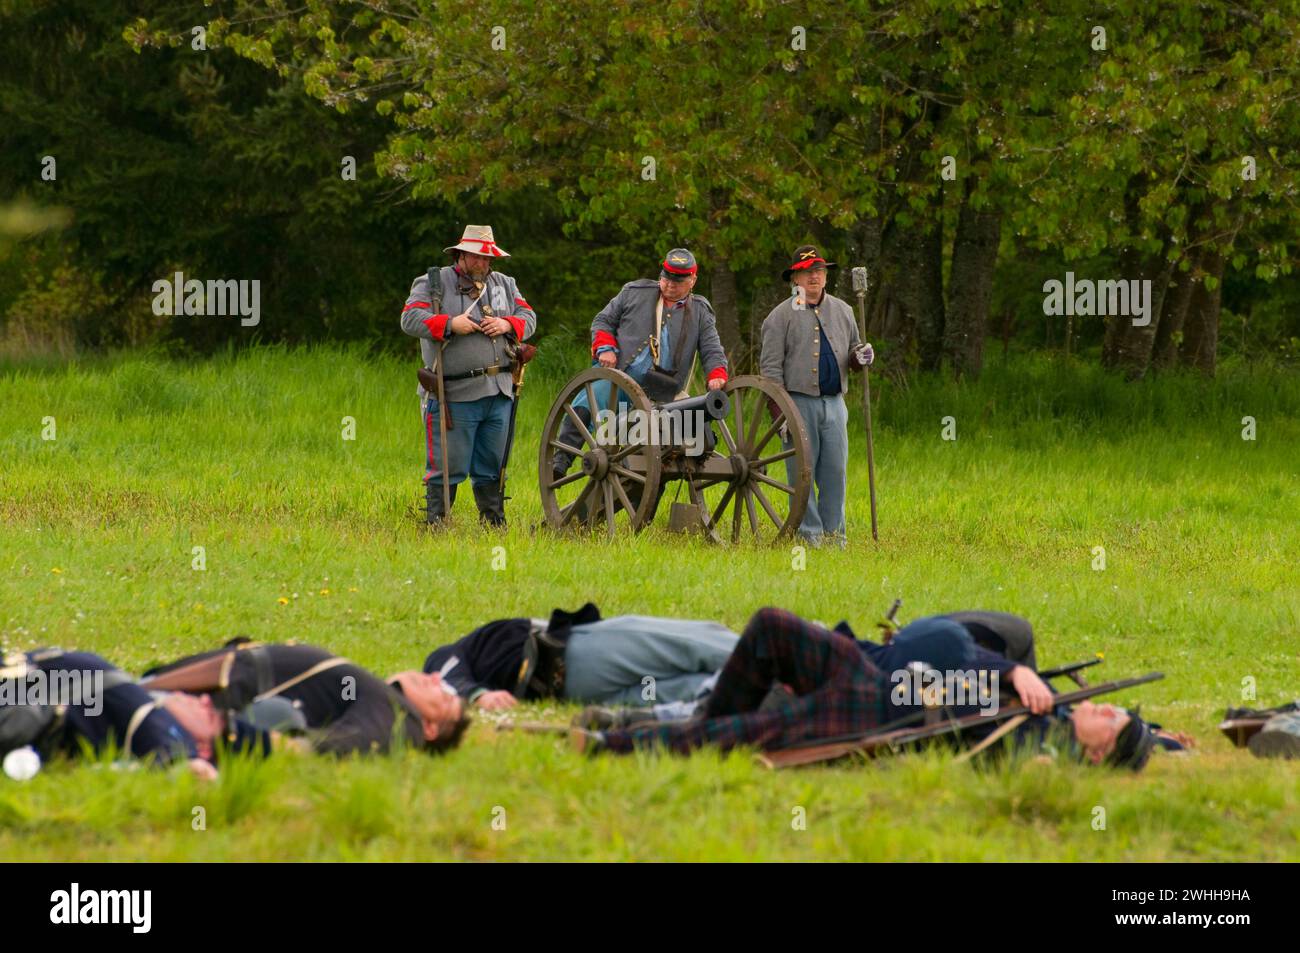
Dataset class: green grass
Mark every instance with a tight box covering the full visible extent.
[1,344,1298,860]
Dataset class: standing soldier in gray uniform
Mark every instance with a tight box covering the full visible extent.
[550,248,729,480]
[761,245,874,547]
[401,226,537,527]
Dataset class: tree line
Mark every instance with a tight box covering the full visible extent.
[3,0,1299,379]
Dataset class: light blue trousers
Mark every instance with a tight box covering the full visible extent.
[784,392,849,540]
[562,615,739,706]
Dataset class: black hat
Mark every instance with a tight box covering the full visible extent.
[782,244,838,281]
[660,248,698,280]
[1107,710,1156,771]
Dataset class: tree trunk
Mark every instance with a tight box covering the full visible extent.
[708,258,743,370]
[945,179,1001,378]
[887,202,946,373]
[1102,246,1174,380]
[1152,251,1198,370]
[1180,246,1225,376]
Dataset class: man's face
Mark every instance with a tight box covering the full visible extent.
[162,692,223,760]
[792,267,827,301]
[390,671,465,741]
[1071,701,1130,764]
[659,274,696,304]
[458,252,492,279]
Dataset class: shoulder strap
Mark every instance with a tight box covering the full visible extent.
[671,297,693,371]
[426,267,444,317]
[254,656,351,704]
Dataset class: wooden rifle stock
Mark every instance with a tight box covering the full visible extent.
[757,671,1165,769]
[139,651,236,694]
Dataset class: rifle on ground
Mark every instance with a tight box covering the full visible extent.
[757,671,1164,769]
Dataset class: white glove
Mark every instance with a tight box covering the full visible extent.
[853,343,875,367]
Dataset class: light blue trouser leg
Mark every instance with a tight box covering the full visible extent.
[468,394,512,486]
[815,394,849,537]
[561,616,740,705]
[425,397,476,485]
[786,394,824,538]
[593,673,719,707]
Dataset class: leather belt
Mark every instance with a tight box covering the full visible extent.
[445,364,504,381]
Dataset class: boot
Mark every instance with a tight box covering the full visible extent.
[425,480,457,525]
[473,482,507,528]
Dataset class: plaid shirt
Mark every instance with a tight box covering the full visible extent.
[602,608,887,754]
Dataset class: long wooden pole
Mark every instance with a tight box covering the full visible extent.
[851,268,878,541]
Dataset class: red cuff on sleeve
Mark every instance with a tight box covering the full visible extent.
[514,297,532,312]
[423,313,450,339]
[403,300,432,312]
[506,315,526,339]
[706,366,729,383]
[592,330,618,356]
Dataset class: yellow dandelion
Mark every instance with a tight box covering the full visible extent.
[278,597,289,606]
[50,567,62,575]
[319,588,330,596]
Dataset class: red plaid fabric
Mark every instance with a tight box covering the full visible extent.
[602,607,887,754]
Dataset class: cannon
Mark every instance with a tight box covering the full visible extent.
[537,367,812,542]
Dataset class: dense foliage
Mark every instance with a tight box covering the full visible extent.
[3,0,1298,377]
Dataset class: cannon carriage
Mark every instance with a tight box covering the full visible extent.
[537,367,813,542]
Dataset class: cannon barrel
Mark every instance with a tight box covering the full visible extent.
[657,390,730,421]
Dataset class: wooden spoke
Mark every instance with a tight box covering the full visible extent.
[609,442,640,464]
[716,419,739,454]
[611,464,646,484]
[549,438,585,458]
[752,446,796,468]
[744,485,759,534]
[751,482,785,530]
[560,480,597,525]
[611,473,637,517]
[732,388,745,452]
[745,391,763,449]
[687,477,721,544]
[751,413,786,458]
[709,482,738,527]
[731,487,744,543]
[563,403,596,447]
[548,469,587,490]
[586,480,601,531]
[751,470,795,496]
[604,481,616,540]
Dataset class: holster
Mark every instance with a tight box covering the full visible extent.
[416,366,455,431]
[512,620,569,700]
[509,341,538,389]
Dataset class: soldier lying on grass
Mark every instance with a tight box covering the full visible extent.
[569,607,1183,770]
[144,641,470,758]
[420,604,1051,722]
[0,648,250,780]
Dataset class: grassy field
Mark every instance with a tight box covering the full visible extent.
[1,344,1298,861]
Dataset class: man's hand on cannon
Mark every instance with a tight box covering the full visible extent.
[597,349,618,368]
[480,315,513,338]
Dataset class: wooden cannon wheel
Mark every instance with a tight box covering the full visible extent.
[537,367,663,539]
[685,375,812,543]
